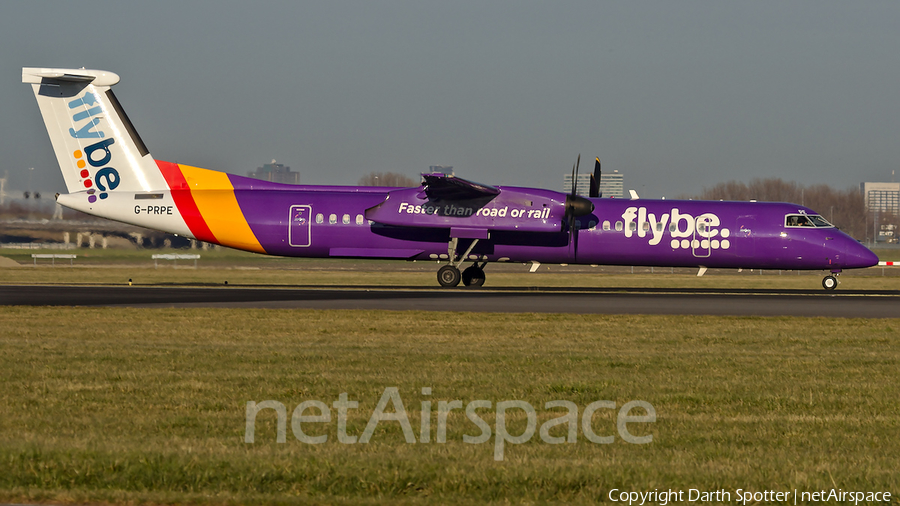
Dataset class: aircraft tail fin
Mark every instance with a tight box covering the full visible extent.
[23,67,168,200]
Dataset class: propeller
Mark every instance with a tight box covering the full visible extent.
[567,154,580,235]
[564,154,594,258]
[589,158,601,198]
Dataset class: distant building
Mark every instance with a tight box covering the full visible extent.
[599,170,624,199]
[562,170,623,198]
[248,160,299,184]
[860,181,900,214]
[562,173,591,196]
[861,181,900,243]
[429,165,453,175]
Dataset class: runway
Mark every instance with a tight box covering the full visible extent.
[2,284,899,318]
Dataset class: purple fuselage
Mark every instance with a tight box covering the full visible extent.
[229,176,878,272]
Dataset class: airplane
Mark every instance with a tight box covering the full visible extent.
[23,67,879,290]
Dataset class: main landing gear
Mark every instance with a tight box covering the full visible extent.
[437,238,487,288]
[437,265,461,287]
[437,264,486,287]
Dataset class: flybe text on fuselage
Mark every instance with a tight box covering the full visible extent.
[615,206,732,250]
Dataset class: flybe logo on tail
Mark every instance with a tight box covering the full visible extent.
[68,92,121,203]
[68,93,105,138]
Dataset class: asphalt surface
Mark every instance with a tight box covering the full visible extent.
[2,284,899,318]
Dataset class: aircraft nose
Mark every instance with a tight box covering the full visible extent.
[840,239,879,269]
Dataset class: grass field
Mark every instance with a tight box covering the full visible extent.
[1,308,898,504]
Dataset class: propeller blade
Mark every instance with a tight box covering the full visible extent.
[570,162,576,195]
[566,155,586,258]
[568,211,577,259]
[572,216,580,258]
[589,158,601,198]
[570,154,582,196]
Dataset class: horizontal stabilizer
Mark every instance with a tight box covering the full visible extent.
[421,173,500,201]
[22,67,120,86]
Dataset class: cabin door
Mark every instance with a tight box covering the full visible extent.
[289,205,312,247]
[691,217,711,258]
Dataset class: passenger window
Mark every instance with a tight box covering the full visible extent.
[356,214,364,225]
[602,221,610,231]
[669,224,677,232]
[329,214,337,225]
[656,223,663,232]
[316,213,324,224]
[642,222,650,231]
[615,221,624,231]
[588,220,597,229]
[629,222,637,231]
[342,214,350,225]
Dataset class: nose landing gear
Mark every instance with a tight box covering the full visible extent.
[822,269,841,290]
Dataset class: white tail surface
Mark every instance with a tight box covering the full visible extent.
[23,67,168,201]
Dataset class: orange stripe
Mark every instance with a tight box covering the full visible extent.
[177,164,266,253]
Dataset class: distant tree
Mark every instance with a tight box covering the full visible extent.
[690,178,868,240]
[357,172,418,187]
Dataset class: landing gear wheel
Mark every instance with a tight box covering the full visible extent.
[462,266,486,287]
[822,275,838,290]
[437,265,461,287]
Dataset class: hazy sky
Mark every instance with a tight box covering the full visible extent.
[3,1,899,198]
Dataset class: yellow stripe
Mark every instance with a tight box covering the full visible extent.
[178,164,266,253]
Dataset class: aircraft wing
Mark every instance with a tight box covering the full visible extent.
[421,174,500,201]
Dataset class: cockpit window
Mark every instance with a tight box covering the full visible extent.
[807,215,833,227]
[785,214,833,228]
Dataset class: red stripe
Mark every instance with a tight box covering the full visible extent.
[156,160,217,243]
